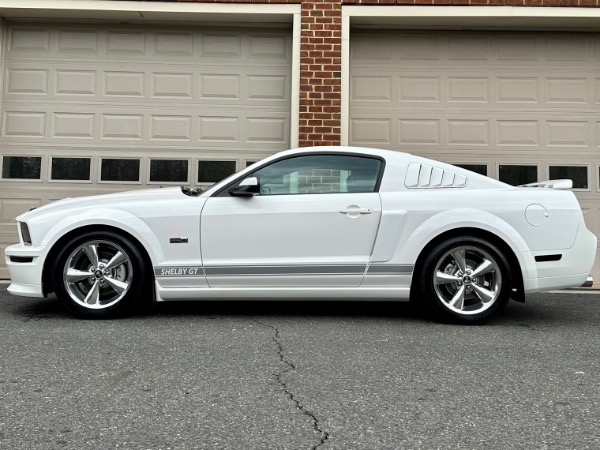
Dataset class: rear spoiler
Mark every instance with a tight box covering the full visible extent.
[519,179,572,190]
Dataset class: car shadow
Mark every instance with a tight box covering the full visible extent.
[151,299,425,321]
[11,292,428,322]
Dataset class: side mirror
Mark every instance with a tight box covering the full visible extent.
[229,176,260,197]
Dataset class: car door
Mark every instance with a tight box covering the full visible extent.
[200,153,384,288]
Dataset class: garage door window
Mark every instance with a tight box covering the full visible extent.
[198,160,236,183]
[51,157,91,181]
[150,159,188,183]
[499,164,537,186]
[453,164,487,176]
[101,158,141,183]
[2,156,42,180]
[549,165,588,190]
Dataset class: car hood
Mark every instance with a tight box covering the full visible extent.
[18,187,185,221]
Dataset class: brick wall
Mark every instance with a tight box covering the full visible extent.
[300,0,342,147]
[298,169,342,193]
[147,0,600,146]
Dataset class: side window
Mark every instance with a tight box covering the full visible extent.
[251,154,382,196]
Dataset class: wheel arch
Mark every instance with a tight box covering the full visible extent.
[42,224,154,296]
[410,227,525,303]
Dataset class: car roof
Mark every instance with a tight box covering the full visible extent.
[275,146,411,161]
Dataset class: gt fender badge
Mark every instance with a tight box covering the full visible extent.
[169,237,189,244]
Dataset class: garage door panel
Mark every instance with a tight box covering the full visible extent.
[7,25,291,62]
[496,120,540,147]
[5,68,49,95]
[398,119,440,146]
[496,35,539,61]
[2,111,46,138]
[350,30,600,286]
[351,72,599,109]
[4,65,290,105]
[497,77,540,103]
[351,113,597,153]
[2,106,289,145]
[8,27,51,53]
[153,31,195,57]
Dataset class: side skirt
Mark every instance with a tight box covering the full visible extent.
[155,282,411,302]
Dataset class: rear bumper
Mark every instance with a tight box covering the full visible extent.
[5,244,45,298]
[523,223,597,294]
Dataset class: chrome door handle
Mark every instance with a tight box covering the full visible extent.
[339,207,373,215]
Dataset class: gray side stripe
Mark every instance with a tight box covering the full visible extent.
[204,265,366,276]
[367,265,413,275]
[154,264,368,277]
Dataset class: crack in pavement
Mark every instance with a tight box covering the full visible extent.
[255,320,330,450]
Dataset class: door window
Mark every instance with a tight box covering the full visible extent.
[247,154,383,196]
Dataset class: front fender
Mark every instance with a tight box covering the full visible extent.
[40,208,164,264]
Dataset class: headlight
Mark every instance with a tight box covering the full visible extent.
[18,221,32,245]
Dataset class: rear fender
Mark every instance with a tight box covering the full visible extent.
[395,208,535,281]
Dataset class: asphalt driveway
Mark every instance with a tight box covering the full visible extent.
[1,285,599,449]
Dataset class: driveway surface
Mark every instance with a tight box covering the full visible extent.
[1,285,599,449]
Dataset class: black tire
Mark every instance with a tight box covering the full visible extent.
[52,230,148,319]
[416,236,512,325]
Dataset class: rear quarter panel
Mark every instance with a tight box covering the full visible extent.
[375,188,583,269]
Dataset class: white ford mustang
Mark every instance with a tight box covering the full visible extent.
[5,146,596,324]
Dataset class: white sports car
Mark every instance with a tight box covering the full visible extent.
[5,146,596,324]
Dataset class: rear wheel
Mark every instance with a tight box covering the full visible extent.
[52,230,147,319]
[417,236,511,324]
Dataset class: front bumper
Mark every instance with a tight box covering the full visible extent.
[523,223,597,293]
[4,244,46,298]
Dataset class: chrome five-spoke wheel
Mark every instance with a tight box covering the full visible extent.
[418,236,511,324]
[433,246,501,316]
[63,240,133,309]
[53,231,147,318]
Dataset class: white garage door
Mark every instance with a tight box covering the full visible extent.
[350,30,600,285]
[0,22,292,277]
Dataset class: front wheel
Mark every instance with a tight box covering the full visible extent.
[52,230,148,319]
[416,236,512,325]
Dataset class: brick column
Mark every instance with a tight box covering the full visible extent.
[299,0,342,147]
